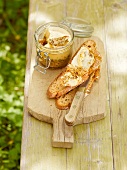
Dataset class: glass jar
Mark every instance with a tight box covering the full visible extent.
[34,22,74,74]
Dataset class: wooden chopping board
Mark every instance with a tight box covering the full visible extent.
[27,36,107,148]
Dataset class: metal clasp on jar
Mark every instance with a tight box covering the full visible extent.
[34,49,51,74]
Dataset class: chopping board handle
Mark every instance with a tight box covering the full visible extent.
[52,111,74,148]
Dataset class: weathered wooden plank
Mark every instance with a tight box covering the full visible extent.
[104,1,127,169]
[20,0,68,169]
[64,0,114,169]
[20,0,38,168]
[66,0,105,40]
[67,117,113,170]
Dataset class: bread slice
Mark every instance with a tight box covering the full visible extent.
[47,40,102,99]
[55,88,77,110]
[55,68,100,110]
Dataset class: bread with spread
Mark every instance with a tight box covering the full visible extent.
[47,40,102,105]
[55,68,100,110]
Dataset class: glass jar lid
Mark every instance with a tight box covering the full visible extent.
[61,17,94,38]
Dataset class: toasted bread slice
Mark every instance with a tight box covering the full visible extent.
[55,88,77,110]
[47,40,101,99]
[55,68,100,110]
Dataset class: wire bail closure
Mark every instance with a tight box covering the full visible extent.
[34,50,51,74]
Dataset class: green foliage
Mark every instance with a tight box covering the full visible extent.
[0,0,29,169]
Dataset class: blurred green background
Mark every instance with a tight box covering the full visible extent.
[0,0,29,169]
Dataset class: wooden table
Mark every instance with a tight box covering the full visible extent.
[20,0,127,169]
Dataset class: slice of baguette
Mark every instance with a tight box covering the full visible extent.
[55,88,77,110]
[55,68,100,110]
[47,40,102,99]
